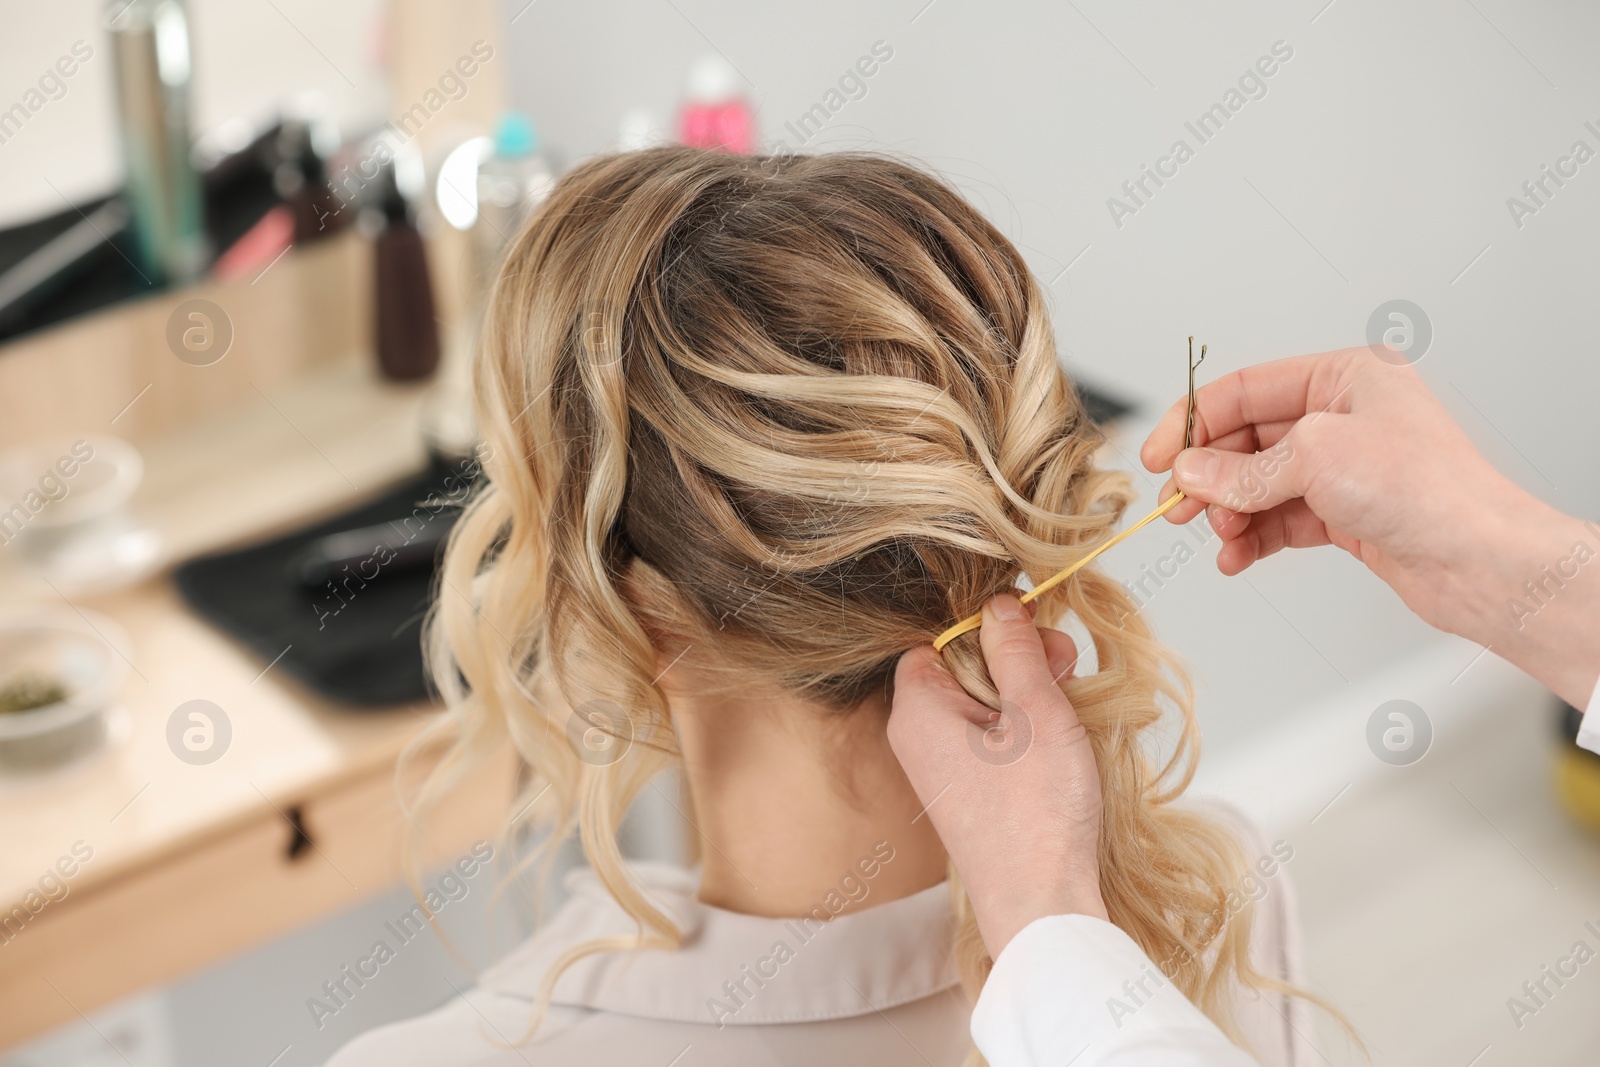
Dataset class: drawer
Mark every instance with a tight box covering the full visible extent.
[0,749,516,1049]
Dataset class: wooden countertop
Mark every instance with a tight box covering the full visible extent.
[0,350,448,909]
[0,347,522,1049]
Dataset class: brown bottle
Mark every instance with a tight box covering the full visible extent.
[373,217,440,381]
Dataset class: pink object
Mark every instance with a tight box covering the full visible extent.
[678,100,753,153]
[212,204,295,281]
[677,56,753,154]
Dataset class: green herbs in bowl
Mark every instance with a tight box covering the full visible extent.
[0,672,71,715]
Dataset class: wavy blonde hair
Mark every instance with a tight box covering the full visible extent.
[412,145,1312,1057]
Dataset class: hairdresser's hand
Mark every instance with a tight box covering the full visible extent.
[1141,346,1600,708]
[888,594,1107,958]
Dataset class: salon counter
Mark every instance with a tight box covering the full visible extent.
[0,353,516,1049]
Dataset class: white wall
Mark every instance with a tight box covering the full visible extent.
[502,0,1600,746]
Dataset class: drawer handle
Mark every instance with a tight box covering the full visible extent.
[284,806,315,861]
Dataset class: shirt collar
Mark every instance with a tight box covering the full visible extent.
[482,862,962,1026]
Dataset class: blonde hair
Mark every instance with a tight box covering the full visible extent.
[412,145,1315,1057]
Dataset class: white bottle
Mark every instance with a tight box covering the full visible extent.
[473,112,555,276]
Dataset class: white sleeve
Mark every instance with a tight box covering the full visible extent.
[970,914,1260,1067]
[1577,675,1600,755]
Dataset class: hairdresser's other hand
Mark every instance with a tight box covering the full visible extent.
[888,594,1107,959]
[1141,347,1599,708]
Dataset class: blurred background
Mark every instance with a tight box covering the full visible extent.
[1,0,1597,1063]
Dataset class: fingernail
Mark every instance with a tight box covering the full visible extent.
[1174,448,1219,490]
[1048,659,1073,681]
[988,594,1024,620]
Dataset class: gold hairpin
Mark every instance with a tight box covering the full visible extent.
[1185,335,1206,450]
[931,338,1207,652]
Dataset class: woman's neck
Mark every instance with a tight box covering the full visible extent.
[664,665,947,918]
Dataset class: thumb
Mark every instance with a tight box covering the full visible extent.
[977,595,1068,713]
[1172,438,1312,515]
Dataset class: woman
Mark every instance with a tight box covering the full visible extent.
[328,146,1318,1065]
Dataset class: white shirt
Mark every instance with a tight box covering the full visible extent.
[1576,676,1600,755]
[974,917,1266,1066]
[325,814,1309,1066]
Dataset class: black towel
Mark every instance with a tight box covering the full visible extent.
[173,455,480,706]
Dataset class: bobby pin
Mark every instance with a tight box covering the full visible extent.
[931,338,1206,651]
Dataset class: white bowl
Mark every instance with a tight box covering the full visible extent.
[0,608,130,770]
[0,436,162,595]
[0,435,144,531]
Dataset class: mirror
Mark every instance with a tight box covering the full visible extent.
[0,0,387,343]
